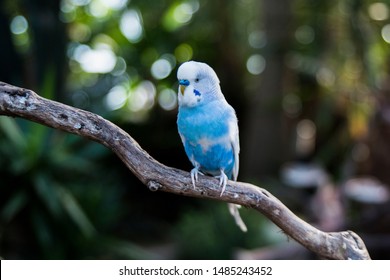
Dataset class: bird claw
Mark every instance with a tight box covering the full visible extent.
[191,167,228,196]
[190,167,200,189]
[216,170,228,197]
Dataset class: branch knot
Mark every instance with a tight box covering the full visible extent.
[147,181,162,192]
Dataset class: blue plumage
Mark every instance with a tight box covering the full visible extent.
[177,100,235,180]
[176,61,247,232]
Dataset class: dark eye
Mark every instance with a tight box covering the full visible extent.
[195,78,200,83]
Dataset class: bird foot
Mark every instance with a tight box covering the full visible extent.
[216,170,228,196]
[190,167,201,189]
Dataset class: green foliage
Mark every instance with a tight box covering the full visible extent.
[0,115,159,258]
[176,202,284,259]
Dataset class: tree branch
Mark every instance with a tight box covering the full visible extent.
[0,81,370,260]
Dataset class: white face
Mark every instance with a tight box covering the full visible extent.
[178,85,201,107]
[177,61,220,108]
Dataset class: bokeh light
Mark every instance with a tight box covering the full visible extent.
[381,24,390,43]
[10,15,28,35]
[316,67,336,88]
[368,2,389,21]
[88,0,109,18]
[68,23,91,42]
[296,119,316,156]
[173,3,194,24]
[9,15,30,50]
[158,88,177,111]
[163,0,199,31]
[174,44,193,62]
[73,44,117,73]
[120,9,143,43]
[295,25,315,45]
[105,85,128,110]
[151,59,173,80]
[69,0,90,6]
[100,0,128,10]
[246,54,266,75]
[248,30,267,49]
[128,81,156,112]
[112,57,127,76]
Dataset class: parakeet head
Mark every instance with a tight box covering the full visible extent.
[177,61,222,107]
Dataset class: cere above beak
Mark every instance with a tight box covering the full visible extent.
[179,79,190,86]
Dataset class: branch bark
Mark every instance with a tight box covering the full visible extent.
[0,81,370,260]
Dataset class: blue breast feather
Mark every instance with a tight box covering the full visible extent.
[177,101,236,179]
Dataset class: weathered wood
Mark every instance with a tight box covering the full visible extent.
[0,81,371,260]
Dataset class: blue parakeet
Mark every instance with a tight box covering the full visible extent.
[176,61,247,232]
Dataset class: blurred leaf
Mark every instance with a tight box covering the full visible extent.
[0,118,26,149]
[101,237,159,260]
[0,190,27,223]
[26,123,48,161]
[31,209,55,253]
[57,184,96,238]
[34,174,63,218]
[40,65,56,100]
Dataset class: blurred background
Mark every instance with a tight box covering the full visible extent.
[1,0,390,259]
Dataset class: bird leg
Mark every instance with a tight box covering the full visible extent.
[216,169,228,196]
[190,164,201,189]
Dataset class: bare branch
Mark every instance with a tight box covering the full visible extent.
[0,81,371,260]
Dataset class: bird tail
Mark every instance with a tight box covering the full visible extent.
[228,203,247,232]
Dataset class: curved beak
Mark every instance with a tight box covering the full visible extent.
[179,79,190,95]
